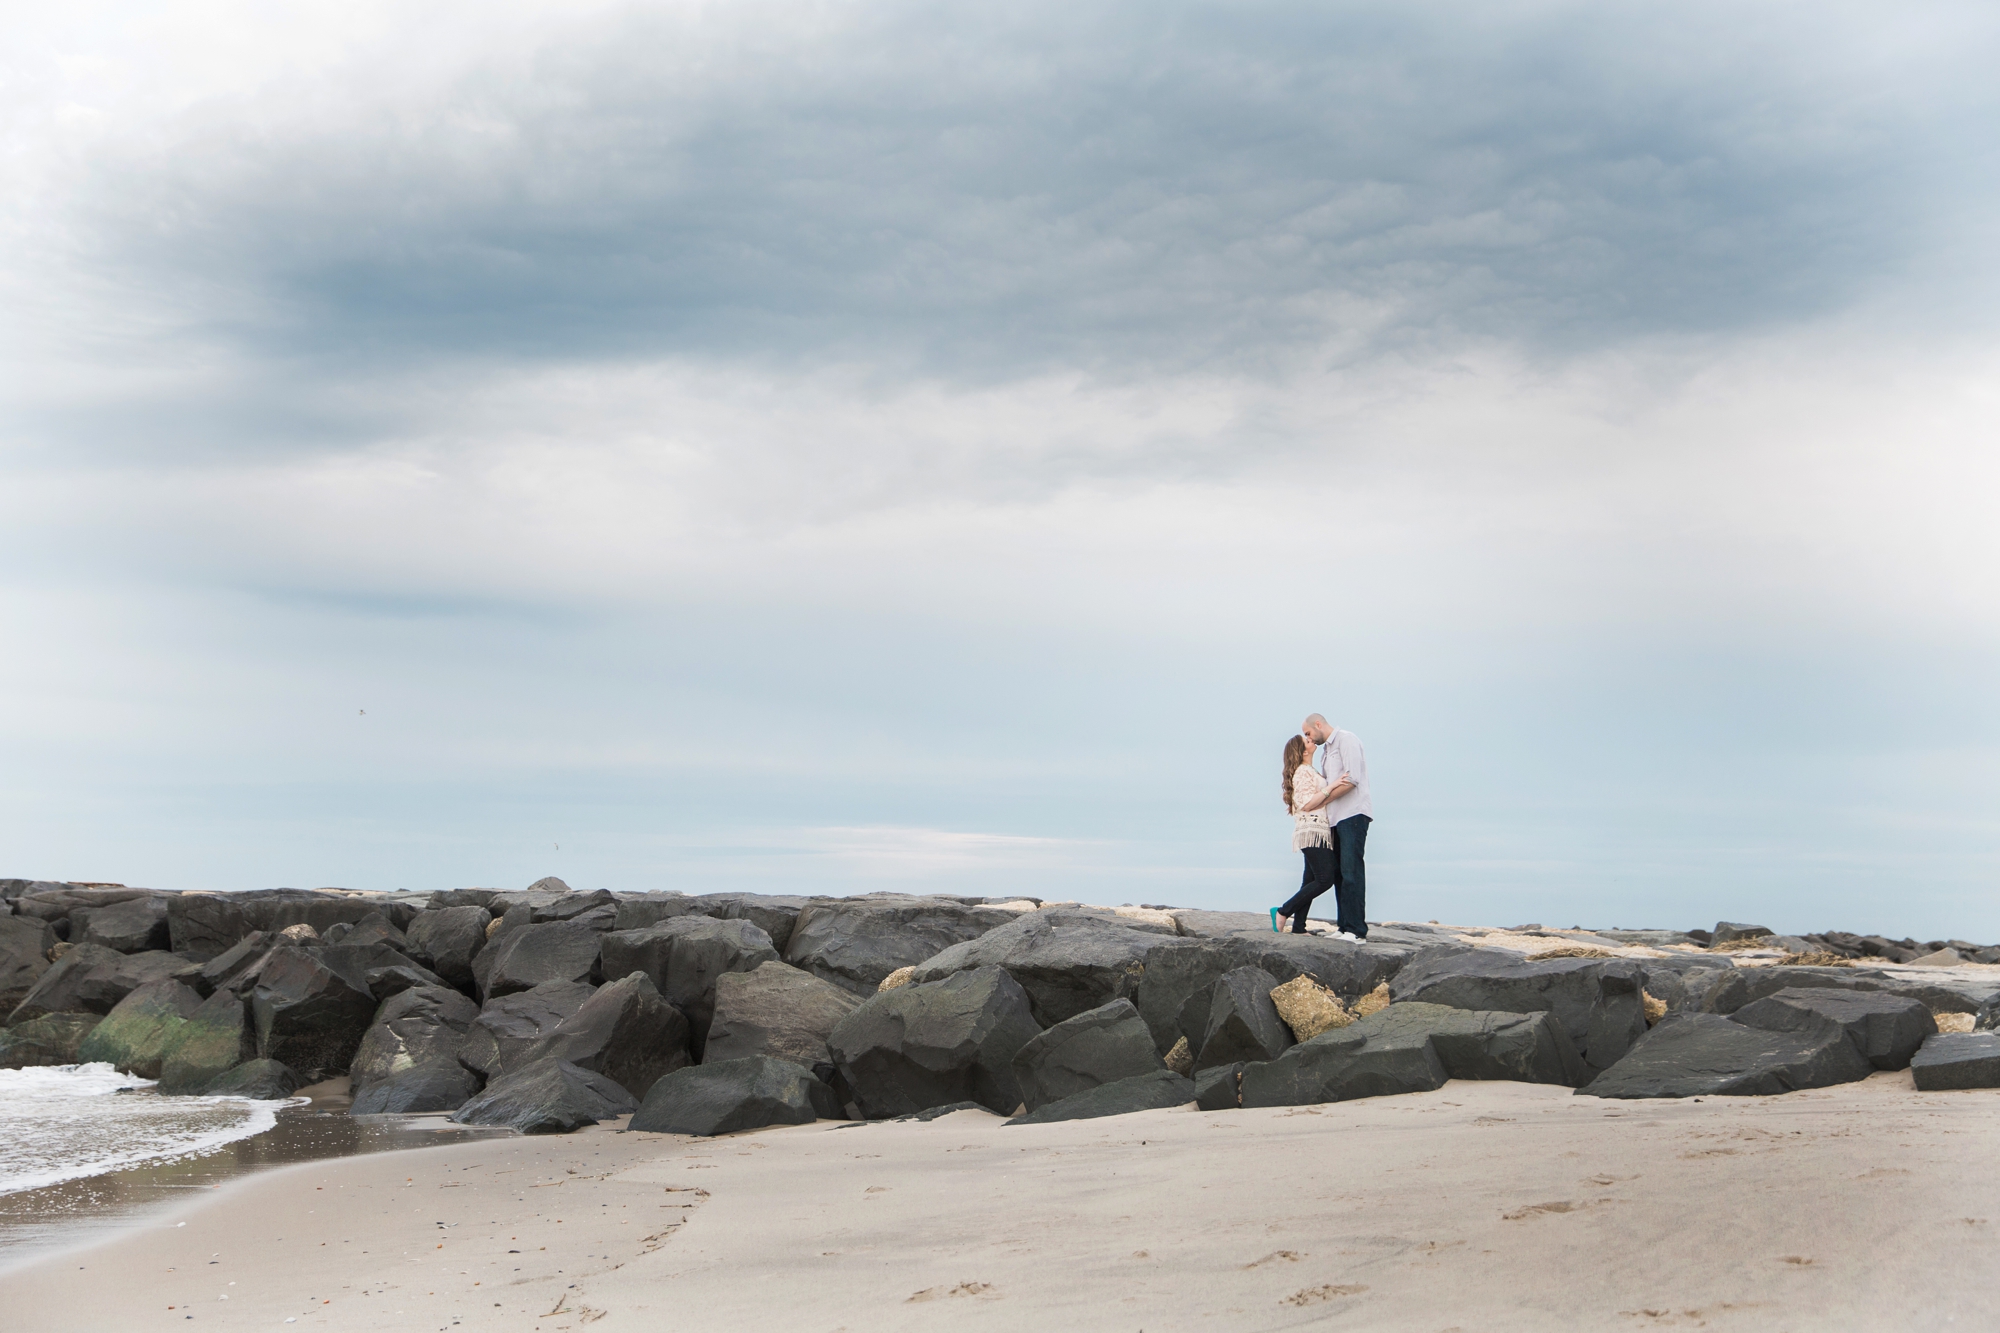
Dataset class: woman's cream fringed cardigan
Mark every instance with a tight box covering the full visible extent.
[1291,763,1333,850]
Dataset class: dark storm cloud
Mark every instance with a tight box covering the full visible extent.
[76,0,1998,384]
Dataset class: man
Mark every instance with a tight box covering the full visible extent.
[1302,713,1372,941]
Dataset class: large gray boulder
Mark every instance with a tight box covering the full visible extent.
[167,890,420,963]
[782,898,1015,996]
[827,965,1043,1118]
[598,917,779,1051]
[474,920,604,1000]
[325,912,406,950]
[1711,922,1773,945]
[315,942,449,1002]
[1006,1069,1196,1125]
[691,894,815,955]
[157,988,257,1093]
[1133,934,1412,1055]
[0,1013,102,1067]
[1194,967,1294,1071]
[1700,964,2000,1029]
[1389,947,1654,1070]
[450,1058,636,1134]
[627,1055,841,1135]
[1239,1025,1448,1107]
[457,980,596,1080]
[0,914,55,1015]
[907,909,1177,1027]
[13,885,155,934]
[519,971,691,1100]
[76,977,205,1078]
[348,985,482,1099]
[1193,1061,1243,1111]
[704,961,861,1068]
[402,906,492,990]
[247,946,378,1082]
[1010,998,1167,1112]
[1580,1013,1874,1098]
[8,945,200,1024]
[1346,1002,1584,1086]
[1910,1032,2000,1091]
[74,895,173,953]
[351,1063,481,1113]
[1732,987,1935,1071]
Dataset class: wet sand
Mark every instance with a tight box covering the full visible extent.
[0,1079,508,1273]
[8,1072,2000,1332]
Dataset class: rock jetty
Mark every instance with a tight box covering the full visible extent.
[5,876,1999,1133]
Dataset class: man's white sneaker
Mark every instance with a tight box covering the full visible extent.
[1337,931,1360,942]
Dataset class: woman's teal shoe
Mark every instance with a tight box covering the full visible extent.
[1270,907,1282,933]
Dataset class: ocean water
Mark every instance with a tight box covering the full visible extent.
[0,1063,292,1196]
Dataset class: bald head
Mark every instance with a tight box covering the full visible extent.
[1302,714,1331,744]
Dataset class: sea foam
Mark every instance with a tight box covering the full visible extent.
[0,1063,293,1196]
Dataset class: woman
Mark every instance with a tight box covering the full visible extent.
[1274,733,1336,934]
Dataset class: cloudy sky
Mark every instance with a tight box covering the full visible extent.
[4,1,1997,937]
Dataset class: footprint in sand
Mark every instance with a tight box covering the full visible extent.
[1283,1284,1367,1305]
[907,1282,998,1302]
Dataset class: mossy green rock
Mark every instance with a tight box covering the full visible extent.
[157,989,255,1094]
[0,1013,103,1067]
[77,978,204,1078]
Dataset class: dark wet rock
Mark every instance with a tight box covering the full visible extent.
[426,888,508,910]
[520,971,691,1100]
[8,945,200,1024]
[704,961,862,1068]
[402,906,492,990]
[74,895,173,953]
[166,890,419,963]
[1732,988,1935,1071]
[907,909,1176,1027]
[247,946,378,1082]
[0,914,56,1014]
[688,894,814,955]
[1133,934,1413,1055]
[1910,1032,2000,1091]
[827,965,1042,1118]
[627,1055,840,1135]
[1011,998,1167,1112]
[1348,1002,1584,1086]
[351,1062,480,1113]
[1195,967,1294,1071]
[782,898,1015,996]
[1711,922,1773,945]
[1389,947,1654,1069]
[475,921,605,1000]
[348,985,482,1098]
[0,1013,103,1067]
[609,894,708,932]
[449,1058,636,1134]
[457,980,597,1081]
[599,917,779,1051]
[529,889,617,925]
[1006,1069,1196,1125]
[1238,1024,1448,1107]
[1580,1012,1873,1098]
[203,1058,302,1100]
[157,989,257,1093]
[76,978,205,1078]
[1193,1061,1243,1111]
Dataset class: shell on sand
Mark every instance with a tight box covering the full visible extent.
[1935,1012,1977,1034]
[1268,974,1352,1041]
[1351,982,1391,1018]
[878,965,917,992]
[1164,1035,1194,1076]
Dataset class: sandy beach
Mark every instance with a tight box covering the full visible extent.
[8,1073,1997,1333]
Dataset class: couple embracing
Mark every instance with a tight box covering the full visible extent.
[1275,713,1371,940]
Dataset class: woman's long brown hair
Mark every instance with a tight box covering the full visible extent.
[1281,734,1311,812]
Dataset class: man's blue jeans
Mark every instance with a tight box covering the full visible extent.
[1331,814,1370,939]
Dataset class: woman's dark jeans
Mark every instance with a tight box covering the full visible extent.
[1280,845,1337,931]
